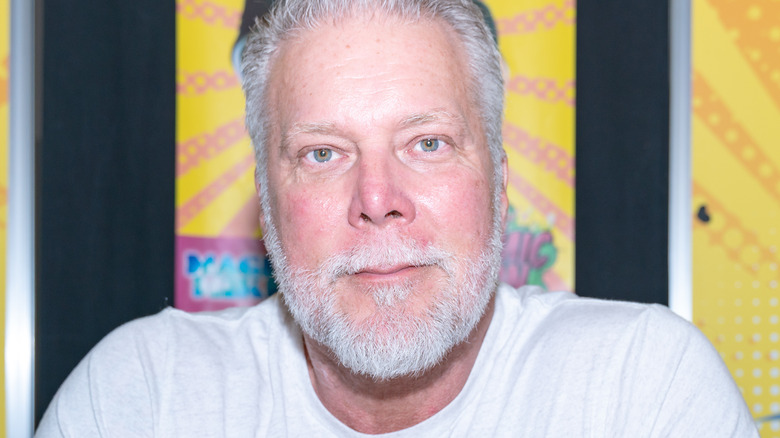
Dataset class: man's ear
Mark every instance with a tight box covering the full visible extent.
[499,154,509,229]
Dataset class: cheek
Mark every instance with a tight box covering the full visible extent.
[272,187,345,265]
[420,173,495,245]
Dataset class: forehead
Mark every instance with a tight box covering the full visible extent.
[273,12,468,71]
[265,14,477,133]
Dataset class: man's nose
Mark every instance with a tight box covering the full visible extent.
[348,156,416,228]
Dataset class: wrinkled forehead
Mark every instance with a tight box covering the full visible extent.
[264,12,478,124]
[270,19,478,140]
[272,11,470,74]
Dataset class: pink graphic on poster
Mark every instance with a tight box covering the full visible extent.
[175,235,276,312]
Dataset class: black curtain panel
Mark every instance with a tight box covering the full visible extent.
[36,0,175,424]
[575,0,670,305]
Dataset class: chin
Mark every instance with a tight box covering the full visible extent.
[266,209,505,380]
[283,246,499,380]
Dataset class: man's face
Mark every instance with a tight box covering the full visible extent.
[260,15,507,379]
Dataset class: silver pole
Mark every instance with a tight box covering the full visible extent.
[669,0,692,320]
[6,0,36,434]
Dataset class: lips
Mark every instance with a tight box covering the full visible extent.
[357,265,416,276]
[351,266,422,283]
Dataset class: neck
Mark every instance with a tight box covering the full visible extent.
[302,295,495,434]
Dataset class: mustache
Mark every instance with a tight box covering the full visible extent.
[314,235,455,281]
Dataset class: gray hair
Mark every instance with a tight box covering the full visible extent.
[241,0,505,202]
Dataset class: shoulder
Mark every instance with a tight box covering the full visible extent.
[35,307,175,436]
[85,293,293,383]
[497,283,695,344]
[36,295,292,437]
[492,283,724,381]
[489,284,756,436]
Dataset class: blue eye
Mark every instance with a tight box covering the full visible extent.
[418,138,440,152]
[310,148,333,162]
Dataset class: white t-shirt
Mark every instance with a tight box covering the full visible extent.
[37,285,758,437]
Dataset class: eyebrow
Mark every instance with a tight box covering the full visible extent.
[398,110,464,129]
[287,121,339,137]
[281,121,340,153]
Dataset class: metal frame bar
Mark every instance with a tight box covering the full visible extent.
[6,0,36,434]
[668,0,693,320]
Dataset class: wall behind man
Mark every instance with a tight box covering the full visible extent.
[35,0,175,425]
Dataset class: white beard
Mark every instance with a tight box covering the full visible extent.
[262,207,504,381]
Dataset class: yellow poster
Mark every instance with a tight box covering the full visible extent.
[485,0,575,293]
[0,0,8,429]
[176,0,267,311]
[692,0,780,434]
[175,0,575,312]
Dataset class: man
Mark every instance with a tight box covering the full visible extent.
[38,0,757,436]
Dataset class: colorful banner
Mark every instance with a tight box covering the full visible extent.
[691,0,780,434]
[176,0,269,311]
[1,0,8,429]
[175,0,575,312]
[486,0,575,293]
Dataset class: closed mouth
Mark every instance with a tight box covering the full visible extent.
[357,264,416,276]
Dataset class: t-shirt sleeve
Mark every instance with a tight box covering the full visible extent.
[643,306,758,437]
[35,314,168,438]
